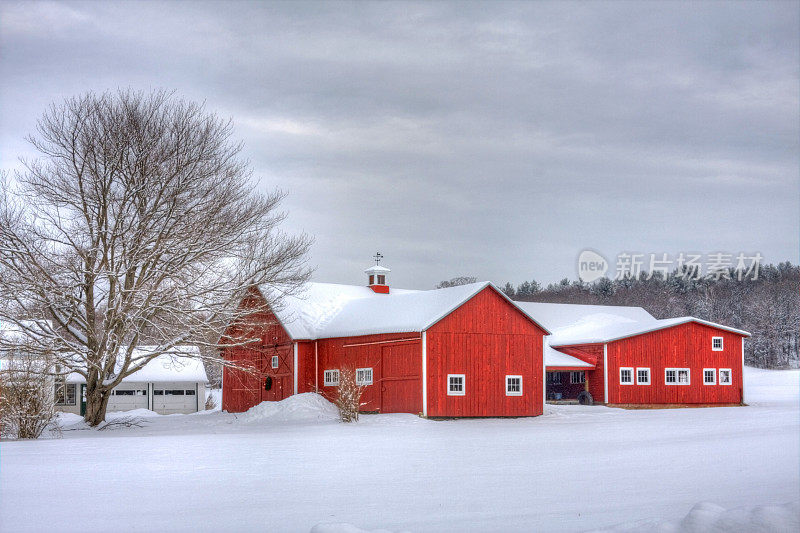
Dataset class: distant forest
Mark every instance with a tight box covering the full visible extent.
[437,262,799,369]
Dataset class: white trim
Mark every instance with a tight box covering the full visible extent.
[619,367,634,385]
[355,367,373,386]
[343,337,420,348]
[719,368,733,385]
[323,369,339,386]
[314,340,318,392]
[293,343,298,394]
[505,375,523,396]
[741,337,745,402]
[703,368,716,385]
[447,374,465,396]
[636,367,651,385]
[542,336,547,409]
[603,344,608,403]
[712,336,724,351]
[422,331,428,416]
[570,371,586,384]
[665,368,690,385]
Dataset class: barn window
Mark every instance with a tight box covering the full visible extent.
[377,275,386,284]
[570,372,585,384]
[324,369,339,386]
[636,368,650,385]
[619,368,634,385]
[447,374,465,396]
[665,368,690,385]
[547,372,561,384]
[712,337,723,351]
[271,355,279,369]
[505,375,522,396]
[703,368,716,385]
[719,369,732,385]
[356,368,373,385]
[368,275,375,285]
[54,382,76,406]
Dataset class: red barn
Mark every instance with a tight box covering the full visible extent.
[517,302,750,406]
[222,264,549,417]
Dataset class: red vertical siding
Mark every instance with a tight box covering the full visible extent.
[314,333,422,413]
[221,288,295,413]
[426,286,546,417]
[606,322,745,405]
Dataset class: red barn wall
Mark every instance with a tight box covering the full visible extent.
[606,322,744,405]
[314,333,422,413]
[221,288,295,413]
[426,287,546,417]
[556,344,605,402]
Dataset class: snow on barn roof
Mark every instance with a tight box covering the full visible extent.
[544,345,594,369]
[548,316,751,346]
[513,302,656,332]
[66,345,208,384]
[266,281,549,340]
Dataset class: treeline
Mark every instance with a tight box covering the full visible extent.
[501,262,798,369]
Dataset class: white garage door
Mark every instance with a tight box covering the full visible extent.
[107,384,149,413]
[153,382,198,414]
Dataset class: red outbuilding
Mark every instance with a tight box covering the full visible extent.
[222,263,550,417]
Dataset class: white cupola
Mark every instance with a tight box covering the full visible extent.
[365,252,391,293]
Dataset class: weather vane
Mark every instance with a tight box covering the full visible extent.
[373,252,383,265]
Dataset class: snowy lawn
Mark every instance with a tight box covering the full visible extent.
[1,367,798,532]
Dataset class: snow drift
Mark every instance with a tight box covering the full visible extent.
[239,392,339,423]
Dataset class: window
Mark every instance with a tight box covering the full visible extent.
[324,369,339,386]
[447,374,465,396]
[165,389,185,395]
[114,390,135,396]
[356,368,373,386]
[271,355,279,369]
[506,375,522,396]
[570,372,585,384]
[665,368,690,385]
[712,337,723,351]
[153,389,164,396]
[368,275,375,285]
[547,372,561,384]
[185,390,196,395]
[636,368,651,385]
[619,367,633,385]
[703,368,716,385]
[54,382,76,406]
[719,368,732,385]
[377,275,386,284]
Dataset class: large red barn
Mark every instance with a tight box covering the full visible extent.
[222,265,549,417]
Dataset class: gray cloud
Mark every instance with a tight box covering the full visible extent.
[1,0,797,288]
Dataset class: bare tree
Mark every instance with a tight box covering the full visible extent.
[0,90,311,426]
[0,349,57,439]
[436,276,478,289]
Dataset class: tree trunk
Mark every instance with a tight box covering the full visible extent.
[84,385,111,426]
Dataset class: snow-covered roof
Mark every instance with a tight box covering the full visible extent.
[549,316,751,346]
[514,302,655,332]
[66,345,208,384]
[544,346,595,369]
[266,281,548,340]
[364,265,391,274]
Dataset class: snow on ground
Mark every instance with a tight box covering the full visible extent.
[1,367,798,532]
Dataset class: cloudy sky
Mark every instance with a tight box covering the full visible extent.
[1,1,797,289]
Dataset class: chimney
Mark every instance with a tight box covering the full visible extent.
[365,252,390,293]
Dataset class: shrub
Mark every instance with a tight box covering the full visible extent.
[335,367,365,423]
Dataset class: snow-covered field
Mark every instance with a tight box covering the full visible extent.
[1,367,798,532]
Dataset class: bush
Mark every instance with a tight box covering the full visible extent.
[205,392,217,411]
[0,355,57,439]
[334,367,366,423]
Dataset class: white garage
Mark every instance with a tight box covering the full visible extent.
[59,346,208,416]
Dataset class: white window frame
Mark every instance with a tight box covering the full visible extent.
[619,367,634,385]
[570,371,585,384]
[665,368,690,385]
[712,337,724,351]
[323,369,339,386]
[505,375,523,396]
[703,368,716,385]
[636,367,650,385]
[271,355,279,369]
[447,374,465,396]
[719,368,732,385]
[355,367,373,386]
[54,382,77,406]
[547,372,561,384]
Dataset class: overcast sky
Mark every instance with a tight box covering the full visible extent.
[1,1,797,289]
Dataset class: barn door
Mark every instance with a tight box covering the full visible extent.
[380,344,422,414]
[261,346,293,403]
